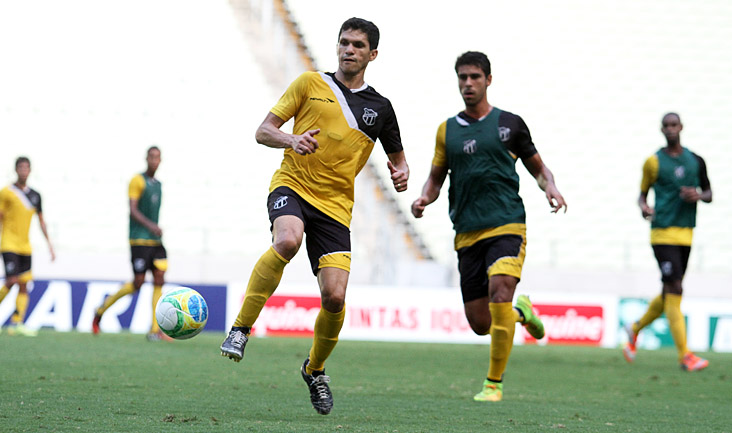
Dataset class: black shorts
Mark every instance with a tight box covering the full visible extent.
[652,244,691,283]
[457,234,525,303]
[268,186,351,276]
[2,252,31,277]
[130,245,168,274]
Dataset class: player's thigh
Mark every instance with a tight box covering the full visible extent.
[268,187,306,258]
[652,244,687,283]
[2,252,22,281]
[303,209,351,277]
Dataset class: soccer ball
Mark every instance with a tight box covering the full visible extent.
[155,287,208,340]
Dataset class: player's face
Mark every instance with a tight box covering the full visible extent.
[147,149,161,173]
[337,29,377,76]
[661,114,682,142]
[15,162,30,184]
[457,65,491,107]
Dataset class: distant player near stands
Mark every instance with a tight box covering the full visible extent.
[623,113,711,371]
[411,51,566,402]
[93,146,170,341]
[0,156,56,336]
[219,17,409,415]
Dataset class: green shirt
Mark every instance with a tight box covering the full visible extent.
[128,173,162,243]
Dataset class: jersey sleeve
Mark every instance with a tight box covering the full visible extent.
[499,111,537,159]
[640,155,658,193]
[378,100,404,154]
[129,174,146,200]
[270,72,311,123]
[34,191,42,214]
[693,153,711,191]
[432,121,448,167]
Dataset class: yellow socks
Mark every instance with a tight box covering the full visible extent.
[634,295,664,334]
[307,307,346,374]
[487,302,516,382]
[664,294,689,361]
[150,285,163,333]
[10,291,29,324]
[96,282,136,316]
[0,285,9,305]
[234,247,290,328]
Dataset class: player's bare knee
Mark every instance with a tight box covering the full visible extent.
[320,292,345,313]
[273,236,301,259]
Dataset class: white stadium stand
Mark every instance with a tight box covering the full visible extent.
[0,0,730,297]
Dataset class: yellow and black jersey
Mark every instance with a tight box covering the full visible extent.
[0,184,42,255]
[269,71,403,228]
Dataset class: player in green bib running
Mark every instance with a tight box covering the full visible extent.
[93,146,169,341]
[623,113,712,371]
[412,51,567,402]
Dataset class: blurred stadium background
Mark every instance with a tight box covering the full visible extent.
[1,0,731,345]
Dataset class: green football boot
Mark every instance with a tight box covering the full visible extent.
[515,295,545,339]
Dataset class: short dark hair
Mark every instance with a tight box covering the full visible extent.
[339,17,380,50]
[662,112,681,124]
[455,51,491,77]
[15,156,30,168]
[147,145,160,155]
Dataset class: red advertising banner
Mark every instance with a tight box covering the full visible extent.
[523,304,605,345]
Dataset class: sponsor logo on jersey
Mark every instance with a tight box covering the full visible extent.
[674,166,685,178]
[498,126,511,142]
[309,97,335,103]
[362,107,378,126]
[462,139,477,154]
[273,196,288,210]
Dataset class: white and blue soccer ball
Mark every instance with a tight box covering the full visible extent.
[155,287,208,340]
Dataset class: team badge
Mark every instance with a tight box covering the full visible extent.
[499,126,511,142]
[661,261,673,276]
[134,258,147,272]
[674,166,685,179]
[362,108,378,126]
[463,139,477,154]
[273,196,288,210]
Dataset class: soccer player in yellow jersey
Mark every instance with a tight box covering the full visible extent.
[220,18,409,415]
[412,52,566,402]
[0,157,55,336]
[92,147,170,341]
[623,113,712,371]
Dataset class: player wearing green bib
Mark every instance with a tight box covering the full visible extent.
[93,146,169,341]
[623,113,712,371]
[412,51,566,402]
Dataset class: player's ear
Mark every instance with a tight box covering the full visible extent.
[369,48,378,62]
[486,74,492,87]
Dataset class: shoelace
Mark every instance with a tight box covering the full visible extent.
[311,375,331,400]
[230,330,246,346]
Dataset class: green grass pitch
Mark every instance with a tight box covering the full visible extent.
[1,331,730,432]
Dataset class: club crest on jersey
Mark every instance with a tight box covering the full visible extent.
[499,126,511,142]
[674,166,685,179]
[362,108,378,126]
[463,139,477,154]
[273,196,288,210]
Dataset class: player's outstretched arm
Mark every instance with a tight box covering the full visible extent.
[522,153,567,213]
[255,112,320,155]
[411,164,448,218]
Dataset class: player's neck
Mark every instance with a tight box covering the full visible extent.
[464,101,493,120]
[145,169,157,178]
[334,69,366,90]
[14,180,26,189]
[664,140,682,156]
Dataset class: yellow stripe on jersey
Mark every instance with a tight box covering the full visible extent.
[651,227,693,246]
[0,186,37,255]
[640,155,659,193]
[129,174,146,200]
[269,71,377,228]
[130,239,162,246]
[432,121,448,168]
[454,223,527,251]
